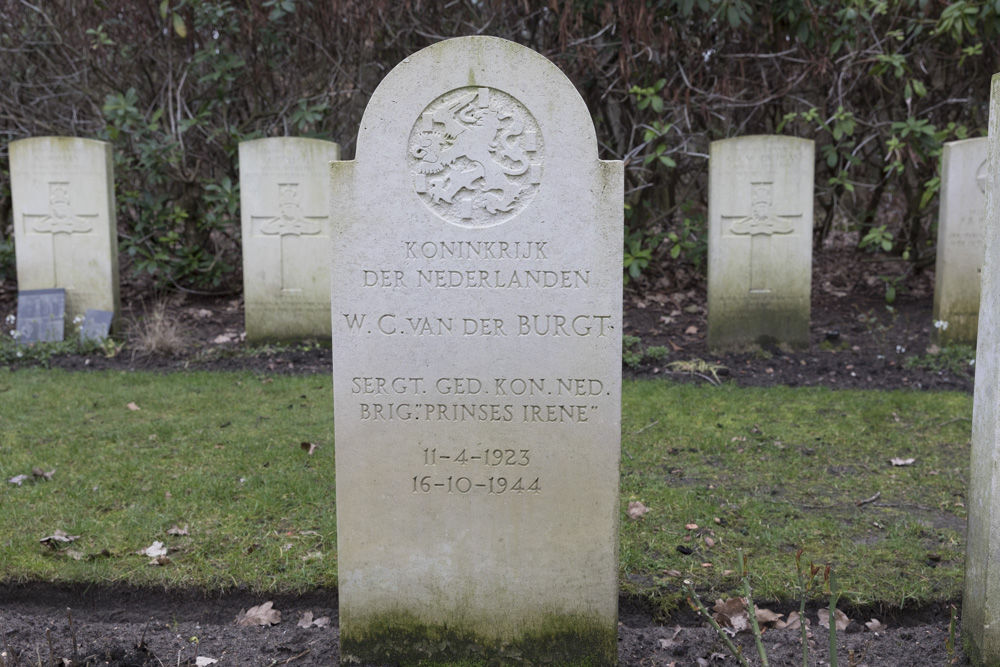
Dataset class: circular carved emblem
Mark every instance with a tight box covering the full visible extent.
[408,87,543,228]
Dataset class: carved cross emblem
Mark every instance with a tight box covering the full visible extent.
[251,183,327,292]
[22,182,97,288]
[722,182,801,294]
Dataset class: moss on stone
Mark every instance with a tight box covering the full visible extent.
[341,610,617,666]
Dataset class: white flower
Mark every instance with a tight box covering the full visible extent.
[72,315,84,324]
[971,359,976,366]
[4,314,13,325]
[933,320,949,330]
[9,329,20,340]
[895,345,906,354]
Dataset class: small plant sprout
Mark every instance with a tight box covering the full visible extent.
[947,603,957,663]
[795,549,822,667]
[825,565,842,667]
[683,579,749,667]
[738,549,770,667]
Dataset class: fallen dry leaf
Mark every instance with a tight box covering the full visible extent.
[627,501,651,520]
[8,474,28,486]
[167,524,189,536]
[127,402,141,411]
[865,618,886,632]
[236,601,281,627]
[662,569,682,578]
[31,467,55,481]
[297,611,331,629]
[776,611,805,630]
[137,541,167,558]
[684,325,698,335]
[149,555,172,566]
[704,536,716,548]
[890,457,916,466]
[755,606,784,625]
[195,658,218,666]
[817,607,851,630]
[685,523,699,530]
[65,549,86,561]
[300,442,319,455]
[712,598,750,634]
[40,530,81,548]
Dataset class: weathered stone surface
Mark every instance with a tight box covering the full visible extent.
[933,137,988,346]
[330,36,622,666]
[707,135,814,352]
[239,137,340,341]
[79,308,114,343]
[10,137,120,324]
[16,288,65,343]
[965,73,1000,666]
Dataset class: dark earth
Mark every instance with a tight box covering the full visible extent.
[0,239,975,665]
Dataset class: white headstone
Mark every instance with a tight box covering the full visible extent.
[707,136,814,352]
[10,137,120,324]
[932,137,988,346]
[239,137,340,341]
[330,37,622,665]
[965,73,1000,663]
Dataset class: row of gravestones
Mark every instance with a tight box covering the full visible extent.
[8,136,339,343]
[4,36,999,665]
[7,119,987,352]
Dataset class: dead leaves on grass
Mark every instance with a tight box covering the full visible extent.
[9,467,56,485]
[40,529,80,548]
[626,501,651,520]
[236,601,281,626]
[137,540,172,565]
[167,524,190,536]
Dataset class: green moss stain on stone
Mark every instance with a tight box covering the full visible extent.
[707,301,810,353]
[341,610,617,666]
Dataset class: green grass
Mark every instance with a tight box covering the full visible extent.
[0,369,972,614]
[0,368,336,592]
[621,380,970,613]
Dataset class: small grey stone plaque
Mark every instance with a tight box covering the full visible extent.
[16,288,65,343]
[79,308,114,343]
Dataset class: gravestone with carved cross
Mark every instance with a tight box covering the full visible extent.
[10,137,120,326]
[239,137,340,341]
[707,136,814,352]
[933,137,988,346]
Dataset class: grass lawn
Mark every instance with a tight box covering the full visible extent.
[0,369,971,614]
